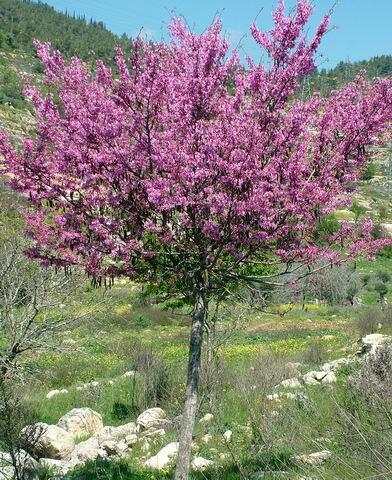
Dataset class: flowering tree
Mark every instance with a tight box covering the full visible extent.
[1,1,392,477]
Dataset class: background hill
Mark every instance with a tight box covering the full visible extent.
[1,0,392,107]
[307,55,392,96]
[0,0,129,63]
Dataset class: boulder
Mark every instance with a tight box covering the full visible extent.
[199,413,214,424]
[71,437,105,462]
[21,423,75,460]
[321,372,337,384]
[15,450,38,472]
[0,450,38,479]
[125,434,138,446]
[136,408,167,431]
[94,423,137,443]
[314,371,327,381]
[76,381,100,391]
[279,378,302,388]
[46,389,68,399]
[191,456,214,471]
[0,466,14,480]
[140,438,151,453]
[0,451,11,464]
[57,408,103,438]
[144,442,178,469]
[286,362,302,371]
[360,334,391,355]
[201,434,212,444]
[100,439,127,457]
[223,430,232,443]
[39,458,75,476]
[266,393,280,401]
[144,428,166,438]
[321,357,353,372]
[302,372,321,385]
[292,449,332,466]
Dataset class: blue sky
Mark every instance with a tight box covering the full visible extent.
[38,0,391,69]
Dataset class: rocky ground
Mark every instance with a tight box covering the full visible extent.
[1,332,390,480]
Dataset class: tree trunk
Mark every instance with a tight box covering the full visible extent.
[174,286,207,480]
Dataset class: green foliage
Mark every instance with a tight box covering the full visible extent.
[0,58,25,108]
[305,55,392,97]
[314,214,340,242]
[374,281,388,299]
[378,245,392,259]
[62,458,172,480]
[376,271,391,284]
[361,162,377,181]
[0,0,130,65]
[349,201,367,222]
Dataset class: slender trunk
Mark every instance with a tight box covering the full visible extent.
[174,285,207,480]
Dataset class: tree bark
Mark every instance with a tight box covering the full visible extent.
[174,285,207,480]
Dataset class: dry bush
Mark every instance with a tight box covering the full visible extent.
[0,381,42,480]
[300,340,327,366]
[356,306,384,336]
[356,306,392,337]
[350,342,392,399]
[126,340,174,414]
[333,344,392,478]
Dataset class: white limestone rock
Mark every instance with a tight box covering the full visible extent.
[22,423,75,460]
[57,408,103,439]
[293,449,332,466]
[199,413,214,424]
[191,456,214,471]
[144,442,178,469]
[136,408,167,431]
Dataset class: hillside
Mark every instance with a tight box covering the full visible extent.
[0,0,129,63]
[307,55,392,96]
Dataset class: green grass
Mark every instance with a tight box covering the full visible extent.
[8,257,392,480]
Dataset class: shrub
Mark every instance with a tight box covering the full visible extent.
[127,341,172,413]
[310,266,362,306]
[374,281,388,304]
[63,458,173,480]
[349,201,367,222]
[301,340,327,366]
[337,344,392,477]
[376,271,391,283]
[351,342,392,399]
[356,307,384,336]
[361,162,377,180]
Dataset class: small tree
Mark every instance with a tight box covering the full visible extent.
[1,2,392,478]
[375,281,388,305]
[0,235,90,382]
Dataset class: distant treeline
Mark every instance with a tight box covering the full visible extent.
[0,0,391,108]
[305,55,392,96]
[0,0,130,64]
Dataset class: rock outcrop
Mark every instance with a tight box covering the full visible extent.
[292,449,332,466]
[144,442,179,469]
[22,423,75,460]
[137,407,169,431]
[57,408,103,438]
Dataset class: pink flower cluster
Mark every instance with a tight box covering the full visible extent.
[1,0,391,287]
